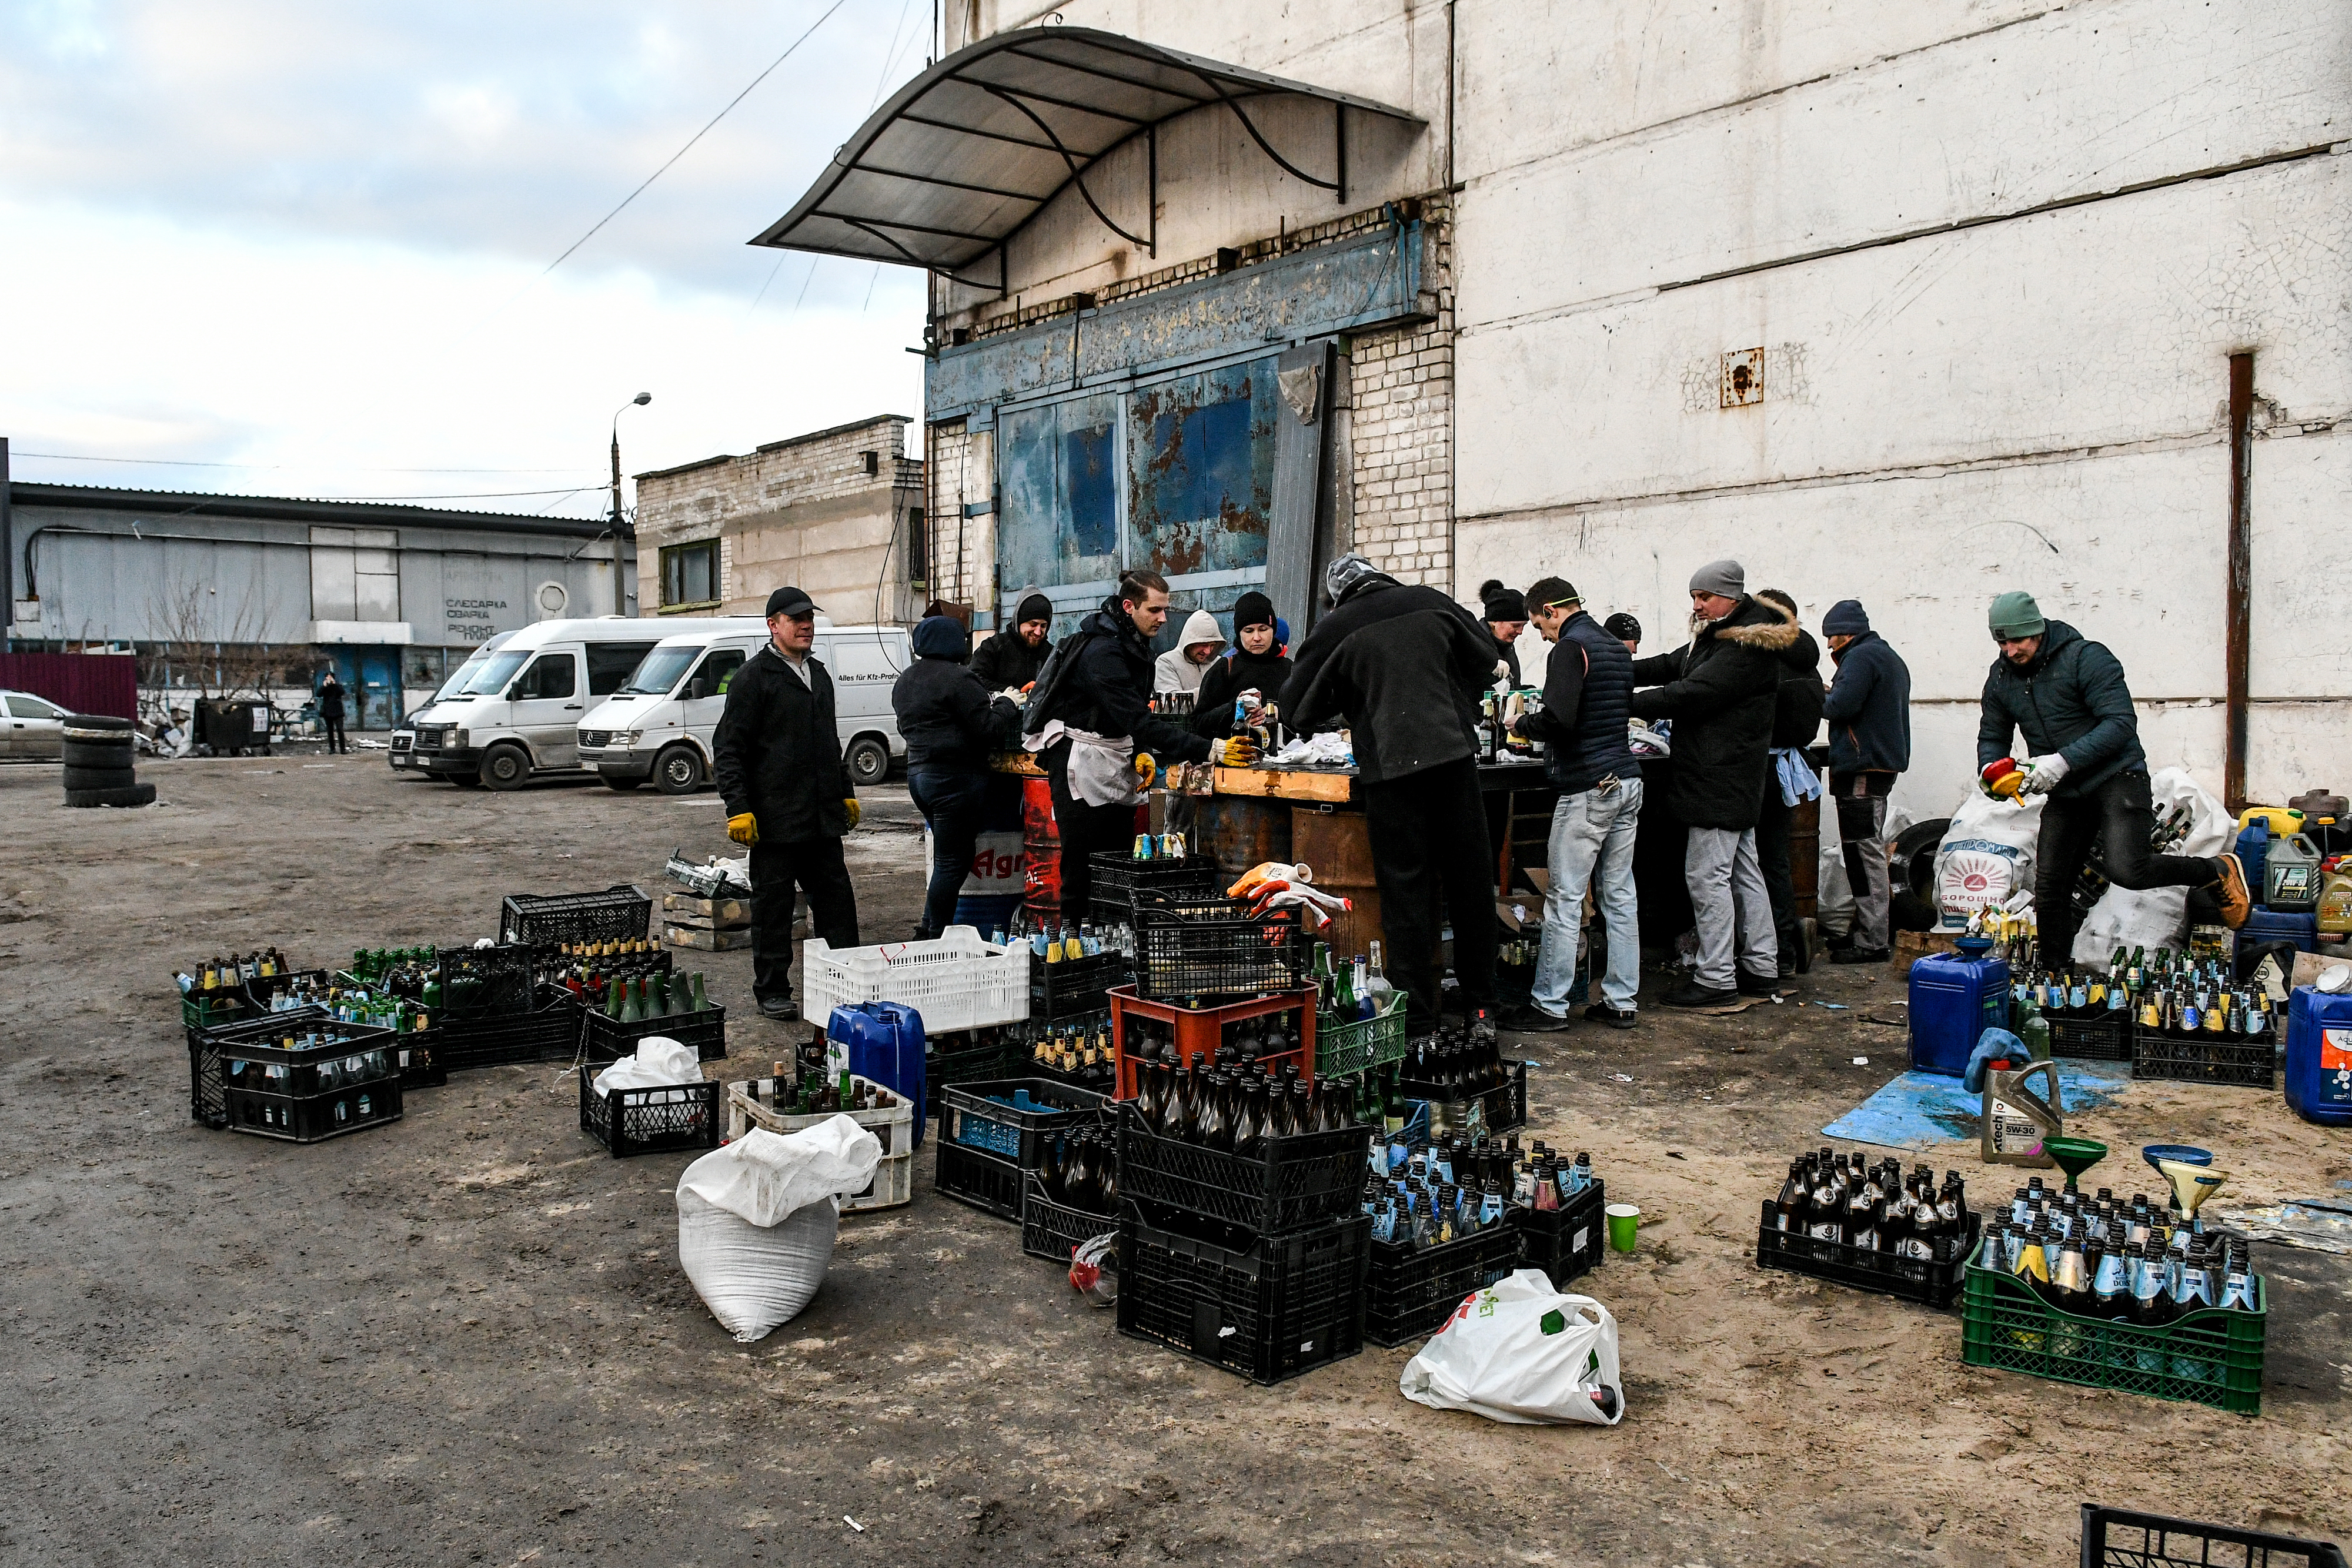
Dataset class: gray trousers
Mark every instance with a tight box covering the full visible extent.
[1685,825,1777,989]
[1836,786,1893,951]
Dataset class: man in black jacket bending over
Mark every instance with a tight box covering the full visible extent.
[1282,553,1505,1044]
[1629,559,1796,1008]
[714,586,861,1022]
[1023,569,1240,924]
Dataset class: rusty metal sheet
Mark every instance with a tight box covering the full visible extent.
[1125,356,1277,581]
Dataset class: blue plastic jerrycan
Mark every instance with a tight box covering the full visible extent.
[1909,948,2011,1078]
[2284,985,2352,1126]
[825,1001,928,1145]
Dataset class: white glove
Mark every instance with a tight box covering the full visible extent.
[2021,753,2071,794]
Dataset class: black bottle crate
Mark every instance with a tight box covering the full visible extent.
[435,943,540,1020]
[1755,1201,1982,1309]
[427,993,585,1072]
[579,1004,728,1066]
[1507,1176,1609,1290]
[2047,1014,2134,1063]
[188,1008,405,1144]
[934,1138,1023,1222]
[1129,887,1307,1001]
[1115,1105,1374,1236]
[2132,1027,2277,1090]
[1364,1223,1522,1348]
[924,1035,1024,1121]
[1117,1204,1369,1385]
[499,884,653,950]
[578,1072,720,1158]
[1087,852,1221,924]
[1021,1171,1120,1265]
[940,1078,1108,1168]
[1394,1060,1528,1135]
[2077,1505,2341,1565]
[1030,948,1133,1021]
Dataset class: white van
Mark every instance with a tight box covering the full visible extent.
[405,619,668,788]
[575,619,911,794]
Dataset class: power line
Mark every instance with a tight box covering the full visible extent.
[537,0,851,279]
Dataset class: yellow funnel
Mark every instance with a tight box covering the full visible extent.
[2157,1158,2227,1222]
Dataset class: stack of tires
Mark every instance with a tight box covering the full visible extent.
[62,716,156,808]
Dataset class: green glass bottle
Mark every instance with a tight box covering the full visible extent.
[690,972,710,1012]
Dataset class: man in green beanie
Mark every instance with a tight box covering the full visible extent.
[1977,591,2251,964]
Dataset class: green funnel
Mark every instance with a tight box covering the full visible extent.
[2043,1136,2108,1195]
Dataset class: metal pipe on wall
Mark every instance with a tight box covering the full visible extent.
[2226,352,2254,813]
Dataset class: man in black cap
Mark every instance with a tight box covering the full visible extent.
[1479,580,1528,688]
[1603,613,1642,657]
[713,586,861,1021]
[971,591,1056,693]
[1819,599,1910,962]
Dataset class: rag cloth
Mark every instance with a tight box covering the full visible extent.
[1027,721,1138,808]
[1772,747,1823,808]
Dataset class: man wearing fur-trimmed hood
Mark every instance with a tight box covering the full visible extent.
[1629,559,1799,1007]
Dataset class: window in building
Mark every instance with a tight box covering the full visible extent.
[309,526,402,622]
[906,505,927,586]
[586,642,661,696]
[660,540,719,607]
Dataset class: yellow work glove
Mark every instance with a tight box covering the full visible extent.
[843,797,861,830]
[1132,753,1157,790]
[1215,736,1261,767]
[726,812,759,846]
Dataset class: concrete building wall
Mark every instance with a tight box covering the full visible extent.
[634,415,924,625]
[928,0,2346,812]
[1445,0,2350,815]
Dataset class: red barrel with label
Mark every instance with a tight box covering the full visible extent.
[1022,775,1061,927]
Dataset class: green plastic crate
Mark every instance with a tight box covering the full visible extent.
[1958,1238,2266,1416]
[1315,1004,1409,1081]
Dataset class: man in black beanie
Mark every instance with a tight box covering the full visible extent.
[1479,579,1528,687]
[1819,599,1910,961]
[1191,590,1292,741]
[971,591,1057,692]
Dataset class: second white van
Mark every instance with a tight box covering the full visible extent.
[576,620,912,793]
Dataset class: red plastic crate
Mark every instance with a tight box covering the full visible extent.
[1107,985,1318,1101]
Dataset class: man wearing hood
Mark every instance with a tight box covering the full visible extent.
[1977,591,2250,964]
[1629,559,1796,1007]
[1282,553,1506,1043]
[893,616,1023,940]
[1024,569,1252,921]
[971,591,1055,692]
[1153,609,1225,697]
[1191,590,1292,741]
[1819,599,1910,962]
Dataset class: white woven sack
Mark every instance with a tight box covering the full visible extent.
[674,1119,880,1342]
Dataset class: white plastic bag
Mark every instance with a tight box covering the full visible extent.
[1933,787,2046,929]
[591,1035,701,1097]
[1398,1270,1624,1426]
[675,1120,881,1342]
[2071,766,2231,965]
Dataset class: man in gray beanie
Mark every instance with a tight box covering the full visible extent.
[1628,559,1799,1005]
[1819,599,1910,961]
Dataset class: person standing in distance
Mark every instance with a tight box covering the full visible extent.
[971,591,1055,693]
[1479,580,1529,688]
[893,615,1022,941]
[1501,577,1643,1032]
[1977,591,2250,964]
[714,586,861,1022]
[316,668,348,755]
[1818,599,1910,962]
[1629,559,1795,1007]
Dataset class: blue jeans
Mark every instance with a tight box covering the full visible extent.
[1532,778,1643,1015]
[908,766,988,939]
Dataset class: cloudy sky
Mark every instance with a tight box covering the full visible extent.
[0,0,933,517]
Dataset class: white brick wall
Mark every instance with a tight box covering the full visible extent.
[1345,194,1455,593]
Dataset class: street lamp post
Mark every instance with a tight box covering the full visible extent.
[610,392,651,615]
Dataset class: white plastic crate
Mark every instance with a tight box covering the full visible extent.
[724,1075,914,1213]
[800,925,1030,1035]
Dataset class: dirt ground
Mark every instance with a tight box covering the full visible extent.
[1,751,2345,1568]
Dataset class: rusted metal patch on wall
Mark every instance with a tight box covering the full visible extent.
[1127,361,1276,580]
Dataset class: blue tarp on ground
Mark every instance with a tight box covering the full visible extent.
[1822,1059,2136,1152]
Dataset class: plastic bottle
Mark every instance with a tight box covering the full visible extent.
[1909,941,2012,1077]
[1981,1058,2062,1166]
[2315,858,2352,938]
[2283,981,2352,1126]
[2267,833,2324,911]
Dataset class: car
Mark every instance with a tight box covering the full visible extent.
[0,690,67,760]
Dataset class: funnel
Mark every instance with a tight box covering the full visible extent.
[2043,1136,2108,1195]
[2141,1142,2212,1176]
[2157,1158,2228,1223]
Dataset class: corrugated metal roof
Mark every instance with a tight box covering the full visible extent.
[750,26,1419,278]
[8,482,614,539]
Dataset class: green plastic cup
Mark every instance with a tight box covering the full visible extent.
[1606,1203,1641,1253]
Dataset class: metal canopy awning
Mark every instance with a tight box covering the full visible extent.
[750,26,1420,287]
